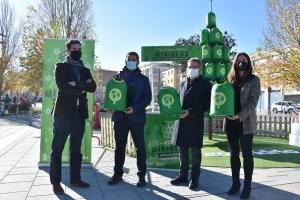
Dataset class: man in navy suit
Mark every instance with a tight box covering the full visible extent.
[108,52,152,187]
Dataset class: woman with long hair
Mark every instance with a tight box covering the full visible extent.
[225,52,261,199]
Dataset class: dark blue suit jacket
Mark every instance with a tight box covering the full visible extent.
[112,67,152,122]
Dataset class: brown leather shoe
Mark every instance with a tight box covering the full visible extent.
[70,180,90,188]
[53,184,64,195]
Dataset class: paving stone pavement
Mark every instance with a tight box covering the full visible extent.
[0,119,300,200]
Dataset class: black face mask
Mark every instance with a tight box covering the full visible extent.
[237,61,250,71]
[70,50,82,61]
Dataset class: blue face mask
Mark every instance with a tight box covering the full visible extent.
[126,61,137,71]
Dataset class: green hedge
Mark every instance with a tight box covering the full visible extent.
[8,103,31,114]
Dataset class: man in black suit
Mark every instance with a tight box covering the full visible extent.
[50,40,96,194]
[170,57,211,190]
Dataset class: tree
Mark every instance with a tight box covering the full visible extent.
[174,31,237,72]
[3,70,27,92]
[20,6,45,96]
[38,0,95,39]
[20,1,95,95]
[0,0,21,94]
[255,0,300,88]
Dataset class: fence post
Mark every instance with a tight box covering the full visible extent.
[28,106,32,126]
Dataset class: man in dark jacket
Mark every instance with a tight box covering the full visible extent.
[108,52,151,187]
[171,57,211,190]
[50,40,96,194]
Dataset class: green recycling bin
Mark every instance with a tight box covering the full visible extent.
[215,63,226,79]
[212,45,223,60]
[203,63,214,78]
[210,28,223,44]
[206,12,216,29]
[223,46,230,62]
[103,78,127,111]
[201,29,210,44]
[225,62,232,76]
[209,82,235,117]
[158,87,182,121]
[202,44,212,62]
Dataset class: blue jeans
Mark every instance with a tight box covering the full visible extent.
[50,111,85,184]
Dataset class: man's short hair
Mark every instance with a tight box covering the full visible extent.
[187,57,202,67]
[126,51,140,61]
[66,40,81,50]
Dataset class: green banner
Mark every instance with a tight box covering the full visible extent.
[144,113,180,168]
[141,45,202,62]
[39,39,95,165]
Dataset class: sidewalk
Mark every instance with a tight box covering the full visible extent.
[0,119,300,200]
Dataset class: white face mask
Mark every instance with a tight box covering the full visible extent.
[186,68,199,78]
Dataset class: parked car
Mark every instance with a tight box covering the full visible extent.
[271,101,300,114]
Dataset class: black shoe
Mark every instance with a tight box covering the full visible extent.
[70,180,90,188]
[227,182,241,195]
[170,176,188,185]
[52,183,64,195]
[188,179,199,190]
[108,174,123,185]
[137,176,146,187]
[240,188,251,199]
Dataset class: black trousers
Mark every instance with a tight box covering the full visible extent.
[179,146,202,180]
[226,130,254,187]
[113,118,147,177]
[50,111,85,184]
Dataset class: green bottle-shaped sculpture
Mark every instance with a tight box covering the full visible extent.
[104,78,127,111]
[201,29,210,44]
[201,44,212,62]
[212,45,223,60]
[158,86,182,121]
[209,82,235,117]
[204,63,215,78]
[215,63,226,79]
[206,12,216,29]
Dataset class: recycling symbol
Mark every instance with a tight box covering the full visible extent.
[206,67,213,74]
[109,88,122,104]
[162,94,174,109]
[217,49,222,57]
[203,49,209,56]
[215,32,221,39]
[220,68,226,75]
[214,92,226,108]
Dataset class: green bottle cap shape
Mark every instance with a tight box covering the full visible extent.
[161,94,174,109]
[109,88,122,104]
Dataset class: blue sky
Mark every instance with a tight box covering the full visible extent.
[10,0,266,71]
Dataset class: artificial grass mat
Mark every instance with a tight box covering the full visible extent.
[201,133,300,168]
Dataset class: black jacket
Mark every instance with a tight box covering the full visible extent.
[176,76,211,148]
[52,62,96,119]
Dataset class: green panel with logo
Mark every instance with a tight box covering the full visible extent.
[104,78,127,111]
[158,87,182,122]
[209,82,235,117]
